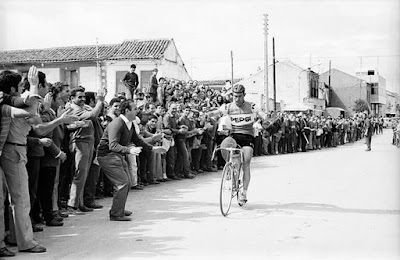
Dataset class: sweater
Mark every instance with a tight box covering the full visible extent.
[97,116,152,157]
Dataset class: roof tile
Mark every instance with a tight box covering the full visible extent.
[0,39,171,64]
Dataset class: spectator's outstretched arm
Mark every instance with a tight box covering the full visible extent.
[0,104,37,118]
[0,92,27,108]
[71,89,105,120]
[30,108,78,136]
[130,126,153,153]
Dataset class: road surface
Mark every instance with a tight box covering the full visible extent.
[10,129,400,260]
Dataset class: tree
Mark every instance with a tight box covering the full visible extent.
[353,99,370,113]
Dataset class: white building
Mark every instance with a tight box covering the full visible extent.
[0,39,191,100]
[355,69,386,116]
[236,60,327,113]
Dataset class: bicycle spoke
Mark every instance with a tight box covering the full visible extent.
[220,164,234,216]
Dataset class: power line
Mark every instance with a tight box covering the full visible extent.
[189,54,400,64]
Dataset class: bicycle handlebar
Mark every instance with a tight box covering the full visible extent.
[211,146,243,161]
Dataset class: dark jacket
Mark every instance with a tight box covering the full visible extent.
[149,75,158,94]
[123,72,139,91]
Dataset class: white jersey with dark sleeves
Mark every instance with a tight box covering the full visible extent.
[218,101,260,136]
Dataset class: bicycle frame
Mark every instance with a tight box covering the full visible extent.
[212,146,244,177]
[212,146,245,216]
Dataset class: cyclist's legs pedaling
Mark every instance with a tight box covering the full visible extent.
[231,133,254,205]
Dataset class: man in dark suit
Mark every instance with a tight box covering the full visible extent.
[97,99,164,221]
[122,64,139,99]
[364,112,373,151]
[149,68,158,103]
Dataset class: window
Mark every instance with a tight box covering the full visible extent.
[310,78,318,98]
[367,70,375,75]
[64,70,78,88]
[371,83,378,95]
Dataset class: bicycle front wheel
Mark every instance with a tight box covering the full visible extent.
[220,163,234,216]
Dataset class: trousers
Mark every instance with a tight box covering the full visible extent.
[68,141,94,208]
[97,154,130,218]
[0,144,37,250]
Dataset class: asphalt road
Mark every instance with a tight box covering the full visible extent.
[9,129,400,260]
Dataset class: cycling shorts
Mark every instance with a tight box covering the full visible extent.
[231,133,254,149]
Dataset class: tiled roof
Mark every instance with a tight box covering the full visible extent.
[198,78,243,86]
[0,39,172,64]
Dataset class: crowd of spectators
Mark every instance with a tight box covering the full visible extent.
[0,64,384,256]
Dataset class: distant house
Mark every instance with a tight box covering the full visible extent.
[0,38,191,100]
[319,68,372,116]
[236,60,327,113]
[355,69,386,117]
[385,90,400,117]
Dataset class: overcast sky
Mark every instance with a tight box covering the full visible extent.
[1,0,399,92]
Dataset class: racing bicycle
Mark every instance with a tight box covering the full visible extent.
[212,145,245,216]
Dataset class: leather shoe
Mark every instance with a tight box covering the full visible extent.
[169,176,181,180]
[164,177,172,181]
[110,216,131,221]
[66,206,85,215]
[46,219,64,227]
[184,174,196,179]
[148,180,160,185]
[32,224,43,232]
[54,210,69,218]
[157,179,166,182]
[52,214,64,222]
[20,244,46,253]
[124,210,133,216]
[131,185,143,190]
[78,206,94,212]
[85,202,104,209]
[0,247,15,257]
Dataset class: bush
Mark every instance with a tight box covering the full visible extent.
[353,99,370,113]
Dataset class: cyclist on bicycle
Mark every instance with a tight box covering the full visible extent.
[208,84,270,205]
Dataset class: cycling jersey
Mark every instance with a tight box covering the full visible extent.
[219,101,260,137]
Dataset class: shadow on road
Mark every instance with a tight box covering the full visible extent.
[241,202,400,216]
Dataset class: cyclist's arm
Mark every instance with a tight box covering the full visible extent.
[207,106,224,118]
[250,102,269,122]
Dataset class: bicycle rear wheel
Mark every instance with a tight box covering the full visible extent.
[220,163,234,216]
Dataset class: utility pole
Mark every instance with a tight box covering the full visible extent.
[273,37,276,111]
[263,14,269,113]
[328,60,331,106]
[231,51,234,88]
[328,60,331,89]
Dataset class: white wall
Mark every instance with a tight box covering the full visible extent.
[236,61,310,109]
[79,67,97,92]
[161,60,191,82]
[40,68,60,83]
